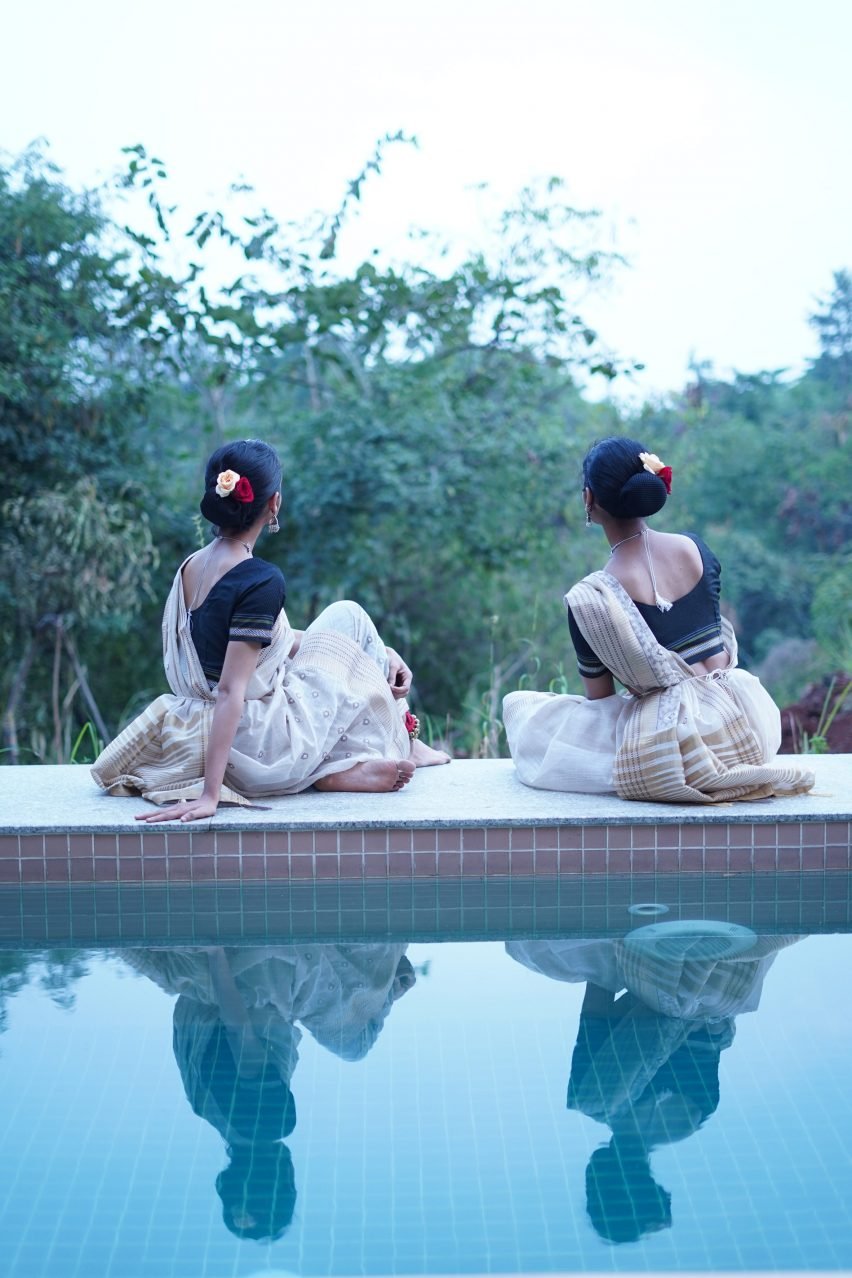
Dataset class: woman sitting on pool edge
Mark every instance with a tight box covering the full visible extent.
[502,436,813,803]
[91,438,449,821]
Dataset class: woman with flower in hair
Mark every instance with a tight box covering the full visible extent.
[92,439,448,820]
[503,436,813,802]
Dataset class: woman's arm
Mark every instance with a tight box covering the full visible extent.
[204,946,267,1076]
[136,640,260,823]
[581,672,616,700]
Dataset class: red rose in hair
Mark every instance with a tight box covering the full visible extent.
[658,466,673,494]
[234,476,254,503]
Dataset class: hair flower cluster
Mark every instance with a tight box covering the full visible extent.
[216,470,254,503]
[638,451,673,494]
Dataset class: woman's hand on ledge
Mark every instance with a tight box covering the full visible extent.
[135,793,219,823]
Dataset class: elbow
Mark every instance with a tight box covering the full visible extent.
[215,684,247,709]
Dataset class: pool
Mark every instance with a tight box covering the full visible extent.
[2,924,851,1275]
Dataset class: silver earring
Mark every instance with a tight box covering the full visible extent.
[267,514,280,534]
[585,508,591,527]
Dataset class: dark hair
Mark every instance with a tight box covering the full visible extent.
[217,1143,297,1242]
[583,436,668,520]
[200,439,282,533]
[585,1142,672,1244]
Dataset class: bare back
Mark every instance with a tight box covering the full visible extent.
[607,530,728,676]
[607,530,702,606]
[181,544,251,614]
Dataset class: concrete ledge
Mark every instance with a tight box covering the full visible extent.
[0,758,849,946]
[1,756,849,833]
[0,757,848,885]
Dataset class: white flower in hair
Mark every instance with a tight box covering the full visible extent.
[215,469,240,497]
[638,452,665,475]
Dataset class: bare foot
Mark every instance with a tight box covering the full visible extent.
[410,739,451,767]
[314,759,415,793]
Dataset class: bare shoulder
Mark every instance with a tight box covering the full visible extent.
[654,530,703,567]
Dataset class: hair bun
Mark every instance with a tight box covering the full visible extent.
[615,471,668,519]
[200,488,251,530]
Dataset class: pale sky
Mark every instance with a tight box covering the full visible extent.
[3,0,851,398]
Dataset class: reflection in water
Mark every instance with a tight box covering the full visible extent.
[121,944,416,1241]
[506,932,800,1244]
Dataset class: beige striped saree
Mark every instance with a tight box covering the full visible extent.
[91,560,410,805]
[504,570,814,803]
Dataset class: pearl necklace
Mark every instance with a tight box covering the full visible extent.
[608,530,642,555]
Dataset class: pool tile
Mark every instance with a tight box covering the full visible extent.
[437,829,460,851]
[240,831,266,854]
[462,828,486,851]
[607,848,631,873]
[510,848,533,874]
[216,855,241,880]
[364,855,389,877]
[655,847,681,873]
[241,854,266,878]
[314,829,339,854]
[582,847,607,874]
[214,832,240,855]
[412,829,437,852]
[679,847,704,872]
[190,858,216,882]
[167,856,192,882]
[316,855,341,879]
[754,845,779,870]
[339,853,364,877]
[165,831,191,855]
[486,848,510,874]
[486,827,511,850]
[364,830,389,853]
[289,831,314,854]
[290,854,315,879]
[582,827,606,849]
[413,848,439,879]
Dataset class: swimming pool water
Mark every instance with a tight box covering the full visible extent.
[1,934,850,1276]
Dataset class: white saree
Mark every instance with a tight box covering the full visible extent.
[503,569,814,803]
[91,559,410,805]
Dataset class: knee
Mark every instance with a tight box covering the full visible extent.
[312,599,369,639]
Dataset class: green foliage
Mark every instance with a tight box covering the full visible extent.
[0,140,849,762]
